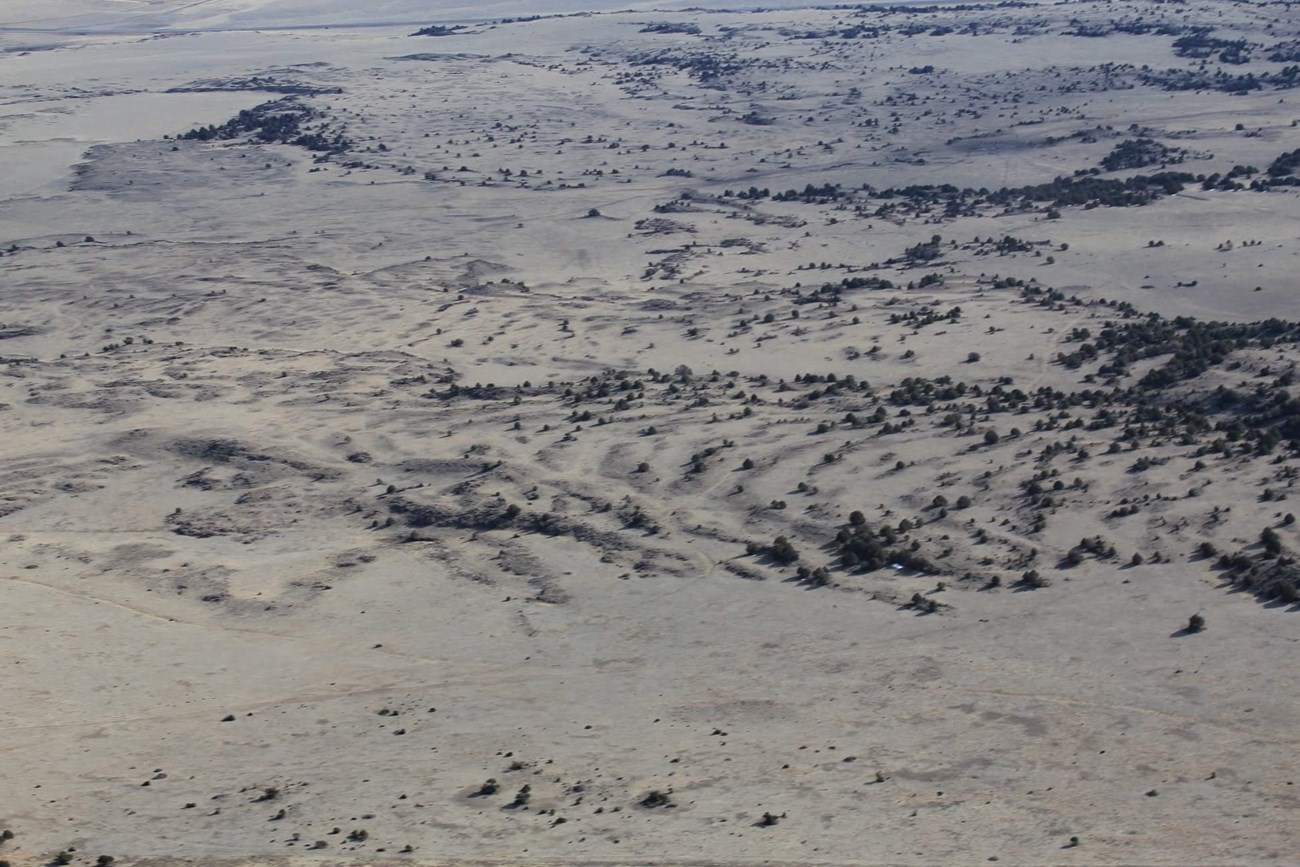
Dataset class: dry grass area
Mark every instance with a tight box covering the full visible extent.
[1,1,1298,865]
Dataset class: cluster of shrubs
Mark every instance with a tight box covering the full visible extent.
[1267,40,1300,62]
[627,48,743,82]
[748,507,942,582]
[749,535,799,565]
[411,24,465,36]
[1100,138,1187,172]
[1139,65,1300,94]
[1266,148,1300,179]
[858,169,1196,218]
[1217,530,1300,604]
[836,512,936,573]
[178,99,352,153]
[1172,31,1253,63]
[640,22,701,35]
[1053,312,1300,394]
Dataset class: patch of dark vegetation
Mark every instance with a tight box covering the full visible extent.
[1243,148,1300,190]
[411,24,467,37]
[171,438,325,474]
[177,99,352,154]
[1138,65,1300,94]
[806,275,895,302]
[855,1,1035,14]
[1218,530,1300,605]
[625,48,743,83]
[986,171,1196,209]
[1267,40,1300,62]
[167,76,341,96]
[714,168,1198,220]
[384,494,632,553]
[1267,148,1300,179]
[1200,163,1260,191]
[747,534,799,565]
[1171,30,1253,64]
[1014,569,1050,590]
[1100,138,1187,172]
[1065,20,1190,38]
[470,778,499,797]
[1050,310,1300,394]
[0,324,40,340]
[887,372,969,407]
[640,22,701,35]
[772,183,848,204]
[835,511,937,574]
[639,789,675,808]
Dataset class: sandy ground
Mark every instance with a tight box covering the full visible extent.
[1,2,1298,866]
[0,0,830,31]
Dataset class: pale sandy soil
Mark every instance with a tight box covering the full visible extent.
[1,2,1298,866]
[0,0,826,31]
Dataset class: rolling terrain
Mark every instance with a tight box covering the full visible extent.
[1,1,1298,865]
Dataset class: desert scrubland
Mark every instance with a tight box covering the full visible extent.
[0,1,1298,865]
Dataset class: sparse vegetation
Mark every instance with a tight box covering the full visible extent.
[6,3,1300,863]
[639,789,674,808]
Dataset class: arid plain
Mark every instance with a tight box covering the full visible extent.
[1,1,1298,865]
